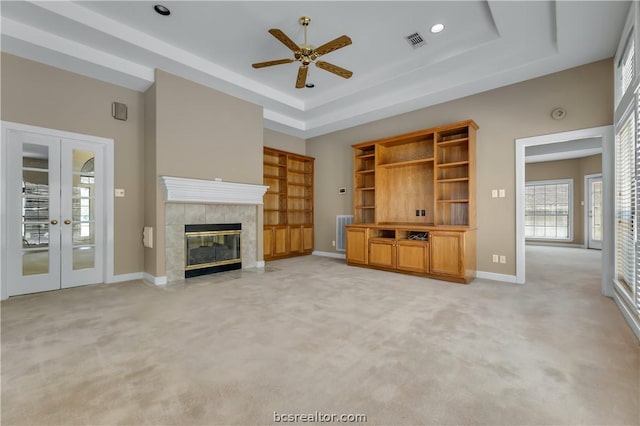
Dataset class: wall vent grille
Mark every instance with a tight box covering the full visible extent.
[336,215,354,252]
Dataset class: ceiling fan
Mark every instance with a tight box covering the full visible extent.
[252,16,353,89]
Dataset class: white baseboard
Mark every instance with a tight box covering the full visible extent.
[108,272,143,283]
[312,251,346,260]
[526,241,585,248]
[475,271,519,284]
[613,288,640,342]
[143,273,168,286]
[256,261,265,268]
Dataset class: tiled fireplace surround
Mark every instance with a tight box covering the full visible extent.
[164,203,257,282]
[160,176,267,283]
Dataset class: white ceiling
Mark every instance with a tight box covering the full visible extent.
[0,1,630,138]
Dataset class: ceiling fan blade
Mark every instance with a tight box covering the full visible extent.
[316,61,353,79]
[252,58,295,68]
[295,66,308,89]
[314,35,352,56]
[268,29,301,53]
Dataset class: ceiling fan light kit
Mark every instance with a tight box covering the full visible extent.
[252,16,353,89]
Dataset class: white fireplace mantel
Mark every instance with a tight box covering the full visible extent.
[160,176,268,205]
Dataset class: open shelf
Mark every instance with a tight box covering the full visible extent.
[378,158,434,169]
[437,177,469,183]
[437,137,468,147]
[437,160,469,169]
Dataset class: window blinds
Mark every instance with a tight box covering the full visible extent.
[616,111,636,295]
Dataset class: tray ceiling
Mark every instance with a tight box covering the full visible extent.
[0,1,630,138]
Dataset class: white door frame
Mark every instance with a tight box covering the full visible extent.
[1,121,114,300]
[584,173,603,250]
[515,125,614,297]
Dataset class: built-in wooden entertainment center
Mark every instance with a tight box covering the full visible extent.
[345,120,478,283]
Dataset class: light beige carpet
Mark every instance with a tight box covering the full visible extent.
[2,247,638,425]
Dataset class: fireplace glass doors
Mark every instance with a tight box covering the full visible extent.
[184,224,241,277]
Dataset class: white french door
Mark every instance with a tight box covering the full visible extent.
[6,129,105,296]
[586,174,603,250]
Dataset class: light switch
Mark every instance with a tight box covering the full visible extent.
[115,188,125,197]
[499,255,506,264]
[491,189,498,198]
[499,189,506,198]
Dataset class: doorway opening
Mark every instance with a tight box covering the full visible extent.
[515,125,614,296]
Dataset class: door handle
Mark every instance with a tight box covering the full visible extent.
[64,220,71,225]
[50,220,58,225]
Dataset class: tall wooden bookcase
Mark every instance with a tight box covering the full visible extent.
[263,147,314,260]
[347,120,478,283]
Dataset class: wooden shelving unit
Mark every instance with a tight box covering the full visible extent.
[263,147,314,261]
[346,120,478,284]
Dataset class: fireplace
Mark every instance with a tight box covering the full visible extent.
[184,223,241,278]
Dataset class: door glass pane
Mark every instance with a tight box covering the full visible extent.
[72,197,95,222]
[22,143,50,277]
[22,223,49,248]
[23,250,48,275]
[73,246,95,270]
[22,144,49,169]
[72,222,94,244]
[591,180,603,242]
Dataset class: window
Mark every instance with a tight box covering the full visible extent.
[621,35,635,97]
[616,111,636,294]
[525,180,572,240]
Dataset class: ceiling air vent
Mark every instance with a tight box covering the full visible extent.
[405,32,425,48]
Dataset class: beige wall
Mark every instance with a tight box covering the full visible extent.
[1,53,145,276]
[143,84,157,275]
[264,129,306,155]
[526,154,602,245]
[307,59,613,276]
[146,70,264,277]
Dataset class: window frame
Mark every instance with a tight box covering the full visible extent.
[524,178,573,242]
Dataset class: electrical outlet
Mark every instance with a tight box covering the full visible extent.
[492,254,499,263]
[491,189,498,198]
[332,240,336,247]
[421,209,426,216]
[499,255,506,264]
[416,210,420,216]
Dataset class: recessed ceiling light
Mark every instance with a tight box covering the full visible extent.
[430,23,445,34]
[154,5,171,16]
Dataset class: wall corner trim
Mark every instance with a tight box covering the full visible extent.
[312,251,347,260]
[143,273,168,286]
[475,271,519,284]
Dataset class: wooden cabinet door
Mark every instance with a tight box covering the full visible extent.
[264,226,274,259]
[396,240,428,273]
[274,226,289,257]
[302,225,313,252]
[346,227,368,265]
[289,225,302,253]
[430,231,462,276]
[369,239,396,268]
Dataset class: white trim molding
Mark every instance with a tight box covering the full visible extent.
[160,176,268,205]
[255,261,266,268]
[108,272,144,283]
[475,271,519,284]
[312,251,347,260]
[143,273,167,286]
